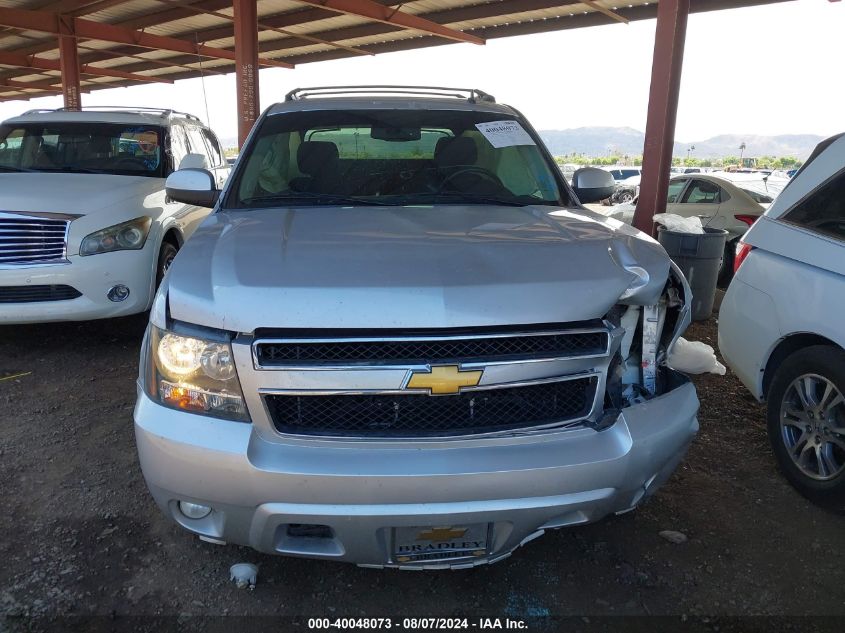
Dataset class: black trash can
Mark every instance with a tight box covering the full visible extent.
[657,226,729,321]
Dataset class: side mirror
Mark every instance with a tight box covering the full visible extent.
[571,167,616,204]
[165,168,219,208]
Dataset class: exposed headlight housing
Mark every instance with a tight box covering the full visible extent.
[144,325,249,422]
[80,216,152,256]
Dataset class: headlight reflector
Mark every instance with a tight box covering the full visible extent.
[146,326,249,421]
[158,333,205,376]
[80,216,151,256]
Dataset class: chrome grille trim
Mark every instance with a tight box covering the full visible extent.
[0,212,70,266]
[252,327,611,370]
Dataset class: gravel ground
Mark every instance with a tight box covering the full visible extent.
[1,305,844,629]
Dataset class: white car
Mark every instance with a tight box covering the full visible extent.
[603,166,643,182]
[719,133,845,510]
[0,108,229,323]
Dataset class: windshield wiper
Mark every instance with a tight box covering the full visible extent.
[0,165,35,173]
[240,191,393,206]
[426,192,536,207]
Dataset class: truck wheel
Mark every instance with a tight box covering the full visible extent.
[767,345,845,512]
[156,242,179,289]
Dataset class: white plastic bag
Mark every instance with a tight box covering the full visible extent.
[653,213,704,234]
[667,337,726,375]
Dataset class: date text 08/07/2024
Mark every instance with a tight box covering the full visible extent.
[307,618,529,630]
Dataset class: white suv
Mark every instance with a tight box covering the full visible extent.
[0,107,229,323]
[719,133,845,510]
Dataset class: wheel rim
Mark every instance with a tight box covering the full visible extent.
[161,253,175,277]
[780,373,845,481]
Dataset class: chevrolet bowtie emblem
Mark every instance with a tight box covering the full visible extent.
[417,527,468,542]
[406,365,483,395]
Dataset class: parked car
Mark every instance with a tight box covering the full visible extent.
[0,107,229,323]
[134,86,699,568]
[603,166,643,182]
[606,173,771,283]
[610,174,641,204]
[666,174,776,283]
[719,133,845,510]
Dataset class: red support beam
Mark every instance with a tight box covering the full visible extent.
[58,15,81,110]
[0,6,293,69]
[0,78,63,91]
[0,90,65,101]
[633,0,690,236]
[234,0,259,148]
[292,0,485,45]
[0,51,174,84]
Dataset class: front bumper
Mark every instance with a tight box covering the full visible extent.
[0,248,156,324]
[134,377,699,569]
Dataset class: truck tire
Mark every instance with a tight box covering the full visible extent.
[156,242,179,289]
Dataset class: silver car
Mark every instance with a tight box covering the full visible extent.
[134,86,700,568]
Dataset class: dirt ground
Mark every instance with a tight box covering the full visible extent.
[1,303,844,630]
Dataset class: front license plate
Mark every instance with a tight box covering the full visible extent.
[393,524,490,563]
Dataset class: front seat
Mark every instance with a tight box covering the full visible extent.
[290,141,341,194]
[433,136,478,171]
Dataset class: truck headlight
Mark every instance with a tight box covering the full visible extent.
[80,216,152,256]
[144,325,249,421]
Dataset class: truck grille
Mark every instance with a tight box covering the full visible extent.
[0,285,82,303]
[255,330,608,366]
[0,215,69,265]
[264,376,597,437]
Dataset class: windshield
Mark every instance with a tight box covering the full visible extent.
[0,122,165,177]
[229,109,567,208]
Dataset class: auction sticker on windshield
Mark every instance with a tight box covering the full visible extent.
[475,120,536,148]
[393,524,490,563]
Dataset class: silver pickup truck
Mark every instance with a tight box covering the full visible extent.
[134,86,699,569]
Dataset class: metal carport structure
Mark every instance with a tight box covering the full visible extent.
[0,0,795,230]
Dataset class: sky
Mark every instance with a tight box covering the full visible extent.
[0,0,841,145]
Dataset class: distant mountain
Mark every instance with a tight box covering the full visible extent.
[539,127,646,158]
[538,127,824,159]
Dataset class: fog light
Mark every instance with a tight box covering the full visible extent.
[107,284,130,302]
[178,500,211,519]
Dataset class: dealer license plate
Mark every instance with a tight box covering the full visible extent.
[393,524,490,563]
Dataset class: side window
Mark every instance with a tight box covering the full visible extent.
[202,129,225,167]
[0,128,24,167]
[681,179,720,204]
[168,125,189,171]
[782,169,845,242]
[667,179,687,203]
[185,126,213,168]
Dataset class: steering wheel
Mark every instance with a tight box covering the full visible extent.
[437,166,503,192]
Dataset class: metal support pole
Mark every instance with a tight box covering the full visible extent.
[632,0,689,235]
[58,16,81,110]
[234,0,259,148]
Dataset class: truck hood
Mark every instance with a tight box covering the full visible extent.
[0,172,161,215]
[166,205,670,332]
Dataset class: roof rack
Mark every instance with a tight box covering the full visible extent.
[20,106,203,122]
[285,85,496,104]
